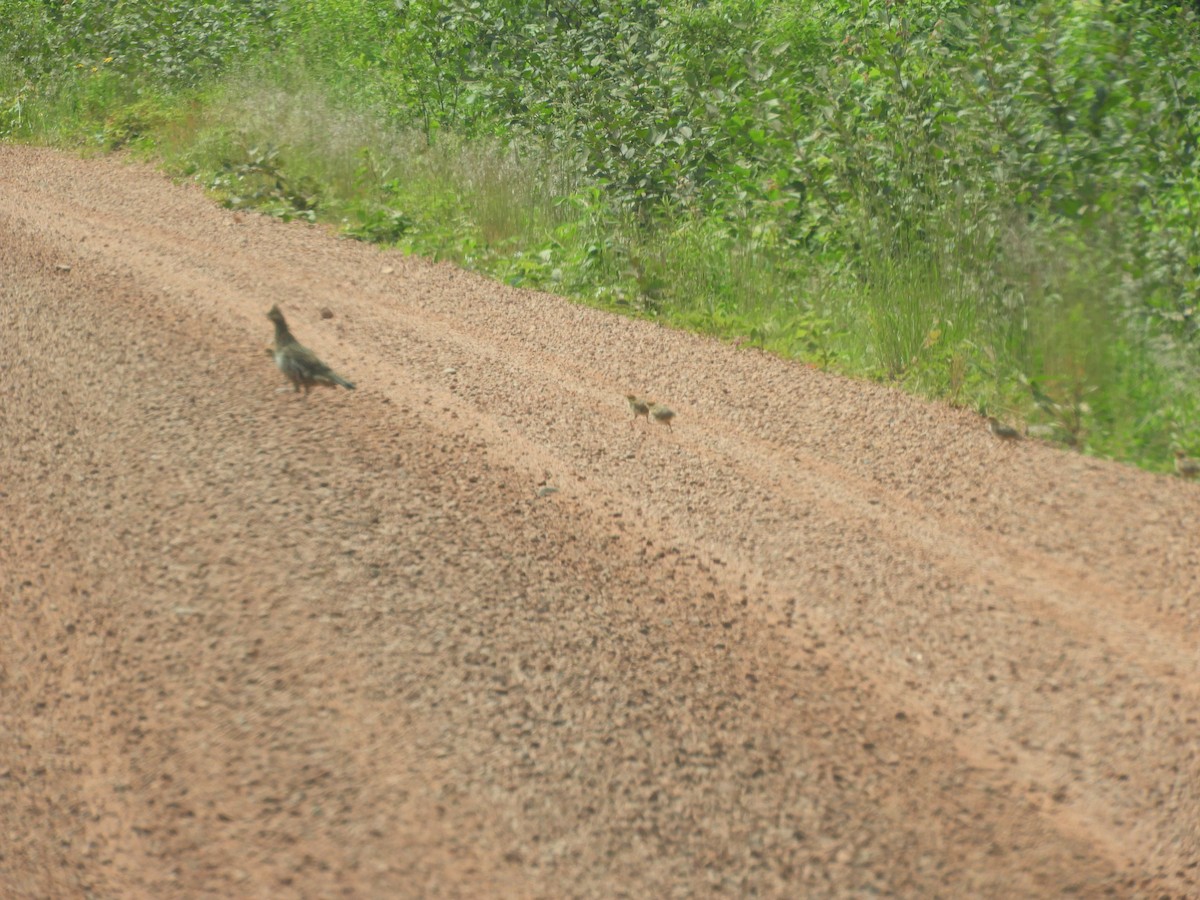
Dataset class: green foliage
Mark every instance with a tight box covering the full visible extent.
[0,0,280,86]
[207,142,320,220]
[343,206,415,244]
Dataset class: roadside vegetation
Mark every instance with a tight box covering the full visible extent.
[3,0,1200,469]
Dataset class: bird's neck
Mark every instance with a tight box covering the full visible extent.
[273,319,298,347]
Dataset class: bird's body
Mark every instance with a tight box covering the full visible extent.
[987,416,1022,441]
[626,394,651,427]
[649,403,675,431]
[1174,449,1199,479]
[267,305,355,394]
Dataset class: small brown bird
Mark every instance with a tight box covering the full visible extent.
[987,415,1022,441]
[267,305,355,395]
[649,403,676,431]
[625,394,651,427]
[1174,449,1199,479]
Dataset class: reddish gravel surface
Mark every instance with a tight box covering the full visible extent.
[2,144,1198,898]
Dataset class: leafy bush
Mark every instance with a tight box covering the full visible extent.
[0,0,280,85]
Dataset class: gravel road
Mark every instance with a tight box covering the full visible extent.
[2,144,1197,898]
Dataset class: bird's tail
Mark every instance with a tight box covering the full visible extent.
[330,373,356,390]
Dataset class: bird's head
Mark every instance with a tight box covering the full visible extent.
[267,305,285,324]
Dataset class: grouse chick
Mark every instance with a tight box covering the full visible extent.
[626,394,651,427]
[1174,449,1199,479]
[649,403,676,431]
[987,415,1022,441]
